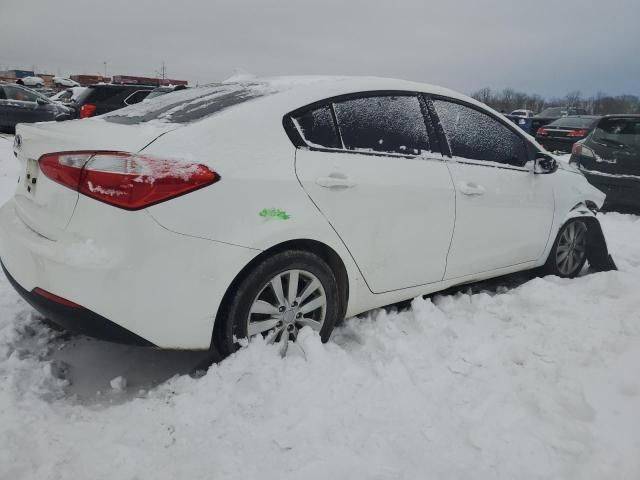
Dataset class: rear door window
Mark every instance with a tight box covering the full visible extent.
[87,87,127,104]
[433,99,528,166]
[4,86,38,102]
[333,95,429,155]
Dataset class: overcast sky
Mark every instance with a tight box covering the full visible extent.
[1,0,638,97]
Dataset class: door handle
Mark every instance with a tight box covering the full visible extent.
[457,181,485,196]
[316,174,356,189]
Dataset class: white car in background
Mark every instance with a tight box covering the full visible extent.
[50,86,88,105]
[0,77,615,358]
[510,109,535,118]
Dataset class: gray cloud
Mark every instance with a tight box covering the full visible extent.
[1,0,638,97]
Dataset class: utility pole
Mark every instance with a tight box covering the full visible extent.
[103,61,107,78]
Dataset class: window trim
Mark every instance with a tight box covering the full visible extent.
[427,94,534,171]
[283,90,444,160]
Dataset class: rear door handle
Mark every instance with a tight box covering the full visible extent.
[457,181,485,196]
[316,174,356,189]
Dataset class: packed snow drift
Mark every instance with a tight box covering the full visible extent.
[0,135,639,479]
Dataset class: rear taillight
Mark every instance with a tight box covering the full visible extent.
[38,151,219,210]
[536,127,548,136]
[567,128,589,137]
[571,143,582,156]
[571,143,595,159]
[79,103,97,118]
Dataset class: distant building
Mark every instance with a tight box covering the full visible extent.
[0,69,35,79]
[70,74,110,86]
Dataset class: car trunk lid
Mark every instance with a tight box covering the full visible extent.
[13,120,175,240]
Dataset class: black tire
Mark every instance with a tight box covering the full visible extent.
[214,250,340,358]
[544,218,589,278]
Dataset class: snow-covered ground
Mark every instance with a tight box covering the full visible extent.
[1,134,639,479]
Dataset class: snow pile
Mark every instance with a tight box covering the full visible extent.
[0,137,639,479]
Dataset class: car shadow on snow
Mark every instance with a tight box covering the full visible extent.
[36,265,597,405]
[37,321,211,405]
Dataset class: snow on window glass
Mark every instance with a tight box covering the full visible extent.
[103,83,271,125]
[434,100,527,166]
[293,106,341,149]
[333,95,429,155]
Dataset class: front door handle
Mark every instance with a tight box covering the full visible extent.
[457,181,485,196]
[316,174,356,189]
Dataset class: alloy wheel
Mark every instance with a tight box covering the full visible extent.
[247,269,327,352]
[555,221,588,276]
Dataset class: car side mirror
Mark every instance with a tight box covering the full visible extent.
[36,97,48,106]
[533,152,558,174]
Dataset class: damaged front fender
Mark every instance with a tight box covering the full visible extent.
[565,204,617,272]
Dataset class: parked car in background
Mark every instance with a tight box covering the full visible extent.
[15,76,45,88]
[525,106,590,137]
[510,109,535,118]
[50,86,88,105]
[536,116,600,153]
[570,115,640,210]
[0,82,72,133]
[0,77,615,358]
[71,84,155,118]
[52,77,80,89]
[144,84,188,101]
[536,107,588,118]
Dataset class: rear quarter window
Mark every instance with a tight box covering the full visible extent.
[293,106,341,149]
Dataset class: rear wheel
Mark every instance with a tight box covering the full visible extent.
[544,219,589,278]
[215,250,340,357]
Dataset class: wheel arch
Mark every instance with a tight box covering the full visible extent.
[548,203,616,273]
[211,238,350,349]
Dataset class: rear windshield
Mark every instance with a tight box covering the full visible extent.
[593,118,640,148]
[549,117,599,128]
[537,107,565,117]
[103,83,271,125]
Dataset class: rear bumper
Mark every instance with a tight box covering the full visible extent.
[1,261,153,345]
[582,171,640,209]
[537,137,578,153]
[0,198,259,349]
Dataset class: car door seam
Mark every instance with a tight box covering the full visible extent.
[293,148,375,294]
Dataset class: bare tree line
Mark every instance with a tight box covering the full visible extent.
[471,87,640,115]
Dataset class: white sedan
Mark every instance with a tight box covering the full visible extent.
[0,77,614,357]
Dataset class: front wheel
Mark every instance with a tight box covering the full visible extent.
[215,250,340,357]
[544,219,589,278]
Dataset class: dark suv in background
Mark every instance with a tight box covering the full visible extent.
[570,115,640,211]
[0,82,72,133]
[71,84,155,118]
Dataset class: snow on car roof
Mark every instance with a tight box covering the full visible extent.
[102,75,487,126]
